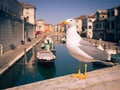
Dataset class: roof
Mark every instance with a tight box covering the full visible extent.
[36,19,45,21]
[97,10,107,15]
[88,13,96,18]
[20,3,36,9]
[75,15,88,20]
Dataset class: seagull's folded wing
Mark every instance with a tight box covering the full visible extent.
[79,39,109,61]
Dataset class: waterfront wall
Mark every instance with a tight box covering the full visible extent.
[0,11,23,52]
[7,65,120,90]
[0,11,35,53]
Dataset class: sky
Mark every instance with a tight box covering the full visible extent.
[18,0,120,25]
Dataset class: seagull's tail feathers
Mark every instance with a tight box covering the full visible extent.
[90,50,111,61]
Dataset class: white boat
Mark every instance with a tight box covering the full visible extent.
[36,50,56,64]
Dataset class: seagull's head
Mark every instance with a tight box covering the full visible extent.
[61,18,76,28]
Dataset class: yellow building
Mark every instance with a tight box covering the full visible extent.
[45,24,54,33]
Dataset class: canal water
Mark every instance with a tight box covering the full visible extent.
[0,43,110,89]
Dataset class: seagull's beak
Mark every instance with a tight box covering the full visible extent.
[61,21,68,25]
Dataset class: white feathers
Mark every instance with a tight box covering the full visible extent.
[65,18,109,62]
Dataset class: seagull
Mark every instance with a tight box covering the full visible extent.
[61,18,111,79]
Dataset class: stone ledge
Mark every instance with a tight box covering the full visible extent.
[7,65,120,90]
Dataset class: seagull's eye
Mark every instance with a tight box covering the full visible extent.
[70,20,72,21]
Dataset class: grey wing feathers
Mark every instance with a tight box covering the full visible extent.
[79,39,109,60]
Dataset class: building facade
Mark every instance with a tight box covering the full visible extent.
[21,3,36,24]
[35,19,45,35]
[106,6,120,42]
[0,0,36,54]
[82,14,96,38]
[93,6,120,42]
[48,24,54,33]
[45,24,54,33]
[75,15,87,35]
[117,6,120,41]
[0,0,23,18]
[93,10,107,40]
[21,3,36,42]
[55,24,63,33]
[75,18,82,34]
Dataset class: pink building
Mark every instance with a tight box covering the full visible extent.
[35,19,45,35]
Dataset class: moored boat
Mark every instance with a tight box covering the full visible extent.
[37,36,56,65]
[36,50,56,65]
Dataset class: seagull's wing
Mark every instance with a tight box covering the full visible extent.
[79,39,109,60]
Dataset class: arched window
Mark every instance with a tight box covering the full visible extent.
[26,16,29,22]
[89,20,92,22]
[89,25,92,29]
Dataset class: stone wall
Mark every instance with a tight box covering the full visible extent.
[0,11,35,53]
[0,11,23,52]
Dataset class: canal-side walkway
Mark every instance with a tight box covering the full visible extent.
[7,65,120,90]
[0,35,42,76]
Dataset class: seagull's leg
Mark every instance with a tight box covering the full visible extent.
[78,61,81,74]
[72,61,81,78]
[83,63,87,79]
[79,62,87,79]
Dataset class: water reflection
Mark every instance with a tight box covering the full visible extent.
[37,63,56,79]
[0,56,24,89]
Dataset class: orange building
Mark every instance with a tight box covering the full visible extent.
[45,24,54,33]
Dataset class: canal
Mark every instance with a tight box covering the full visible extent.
[0,41,109,89]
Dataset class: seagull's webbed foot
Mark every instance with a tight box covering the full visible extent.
[72,64,87,79]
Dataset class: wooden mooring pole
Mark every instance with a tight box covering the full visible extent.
[32,45,36,64]
[24,48,27,64]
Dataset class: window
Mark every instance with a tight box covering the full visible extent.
[107,22,110,29]
[95,24,98,28]
[102,16,104,19]
[39,25,41,28]
[89,25,92,29]
[26,16,29,22]
[1,5,3,10]
[111,21,115,29]
[8,9,10,13]
[5,7,7,12]
[99,23,101,28]
[89,20,92,22]
[102,23,104,28]
[107,12,110,18]
[111,11,114,16]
